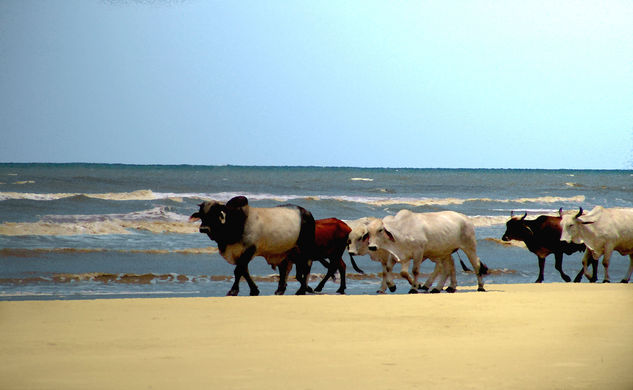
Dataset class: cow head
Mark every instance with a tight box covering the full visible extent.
[560,207,598,244]
[189,196,249,245]
[347,224,371,256]
[501,212,531,242]
[367,218,395,252]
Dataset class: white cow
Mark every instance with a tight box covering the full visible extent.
[560,206,633,283]
[366,210,488,292]
[346,218,398,293]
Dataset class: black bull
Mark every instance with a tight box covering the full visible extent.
[501,211,596,283]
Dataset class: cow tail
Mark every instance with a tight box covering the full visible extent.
[349,253,365,274]
[456,251,472,272]
[296,206,316,259]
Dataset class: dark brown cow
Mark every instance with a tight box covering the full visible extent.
[501,210,594,283]
[311,218,364,294]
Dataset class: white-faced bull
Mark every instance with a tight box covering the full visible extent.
[190,196,316,295]
[560,206,633,283]
[502,210,591,283]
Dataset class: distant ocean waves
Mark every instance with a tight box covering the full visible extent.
[0,189,587,205]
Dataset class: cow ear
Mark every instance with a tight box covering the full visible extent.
[219,210,226,224]
[521,212,527,220]
[189,212,201,222]
[384,228,395,242]
[581,220,595,225]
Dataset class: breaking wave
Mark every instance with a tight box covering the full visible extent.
[0,206,198,235]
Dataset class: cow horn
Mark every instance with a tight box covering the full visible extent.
[510,210,514,218]
[521,212,527,220]
[575,207,583,219]
[558,208,563,217]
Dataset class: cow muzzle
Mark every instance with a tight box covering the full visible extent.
[368,245,378,252]
[199,226,211,234]
[501,234,510,242]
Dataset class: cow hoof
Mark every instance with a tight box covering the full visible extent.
[446,287,456,293]
[250,289,260,296]
[408,288,419,294]
[314,287,323,293]
[621,279,629,284]
[534,279,543,283]
[388,285,397,293]
[419,285,429,292]
[603,280,610,283]
[274,289,286,295]
[477,286,486,292]
[573,276,582,283]
[226,289,239,296]
[336,290,346,295]
[562,275,571,283]
[430,288,441,294]
[376,290,386,294]
[295,289,306,295]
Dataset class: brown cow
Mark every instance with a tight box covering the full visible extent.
[311,218,364,294]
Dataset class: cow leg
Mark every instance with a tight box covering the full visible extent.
[421,260,442,292]
[294,257,313,295]
[409,257,423,293]
[227,246,257,296]
[445,255,458,293]
[601,249,613,283]
[575,257,598,283]
[228,266,242,296]
[621,254,633,283]
[335,257,347,294]
[535,257,545,283]
[385,255,397,292]
[378,257,396,294]
[462,246,486,292]
[581,250,598,282]
[431,258,451,293]
[554,252,571,282]
[275,259,290,295]
[314,257,333,293]
[377,261,388,294]
[398,259,417,294]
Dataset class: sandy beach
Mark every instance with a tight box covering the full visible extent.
[1,283,632,390]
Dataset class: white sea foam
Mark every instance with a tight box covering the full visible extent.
[0,207,199,236]
[350,177,374,182]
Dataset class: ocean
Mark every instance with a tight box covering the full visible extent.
[1,164,631,300]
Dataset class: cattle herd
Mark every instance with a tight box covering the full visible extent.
[190,196,633,296]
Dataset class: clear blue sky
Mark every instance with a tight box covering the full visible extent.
[1,0,632,169]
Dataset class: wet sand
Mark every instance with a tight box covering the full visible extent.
[1,283,632,389]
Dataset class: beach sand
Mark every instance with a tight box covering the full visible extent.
[1,283,632,389]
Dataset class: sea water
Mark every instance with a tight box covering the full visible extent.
[1,164,631,300]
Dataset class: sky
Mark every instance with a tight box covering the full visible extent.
[1,0,632,169]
